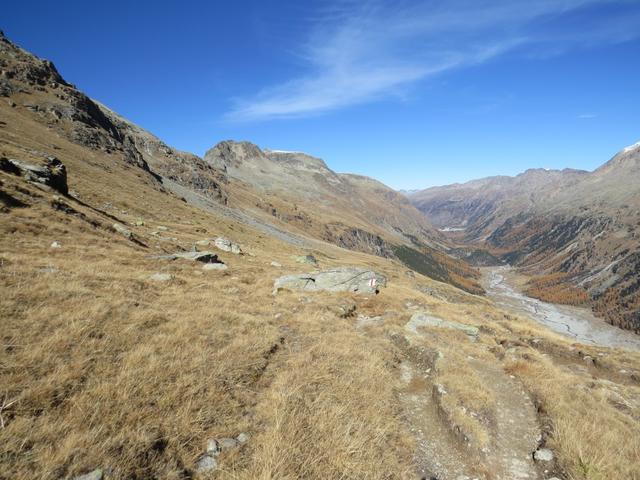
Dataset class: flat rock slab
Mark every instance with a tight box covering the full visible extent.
[274,266,386,295]
[151,251,223,264]
[406,312,479,339]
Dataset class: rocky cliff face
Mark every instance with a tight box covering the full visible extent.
[409,145,640,332]
[0,31,227,205]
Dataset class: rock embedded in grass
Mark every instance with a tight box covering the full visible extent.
[274,266,386,295]
[203,263,228,271]
[73,469,103,480]
[149,273,173,282]
[195,454,218,472]
[294,254,318,265]
[214,236,242,254]
[405,312,479,340]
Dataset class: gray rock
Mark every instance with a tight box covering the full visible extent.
[534,448,554,462]
[112,223,133,239]
[195,239,210,246]
[50,241,61,249]
[206,439,220,454]
[294,254,318,265]
[274,266,386,295]
[405,312,479,339]
[217,437,239,450]
[270,261,282,267]
[73,469,103,480]
[236,432,250,444]
[203,263,228,271]
[195,454,218,472]
[214,237,242,254]
[149,273,173,282]
[1,157,68,194]
[151,251,222,264]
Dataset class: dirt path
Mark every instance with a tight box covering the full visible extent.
[471,360,540,480]
[399,341,541,479]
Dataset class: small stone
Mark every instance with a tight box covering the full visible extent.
[203,263,228,271]
[135,219,145,226]
[73,469,103,480]
[534,448,554,462]
[156,226,169,231]
[217,437,238,450]
[149,273,173,282]
[196,240,210,246]
[270,261,282,267]
[50,241,61,249]
[236,432,250,444]
[206,439,220,454]
[195,454,218,472]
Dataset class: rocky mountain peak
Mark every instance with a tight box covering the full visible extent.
[204,140,264,173]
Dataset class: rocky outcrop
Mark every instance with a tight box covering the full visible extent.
[322,223,395,258]
[274,267,386,295]
[214,237,242,254]
[1,156,68,195]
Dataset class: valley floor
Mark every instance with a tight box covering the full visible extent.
[483,267,640,351]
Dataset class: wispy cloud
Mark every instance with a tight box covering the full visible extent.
[578,113,598,119]
[226,0,640,122]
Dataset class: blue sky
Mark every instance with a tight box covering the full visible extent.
[4,0,640,188]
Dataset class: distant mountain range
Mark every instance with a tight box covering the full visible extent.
[408,144,640,332]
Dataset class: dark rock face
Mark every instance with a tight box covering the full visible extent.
[322,224,395,258]
[1,157,68,195]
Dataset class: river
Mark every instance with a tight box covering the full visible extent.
[482,266,640,351]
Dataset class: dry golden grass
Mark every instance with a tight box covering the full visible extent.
[506,351,640,480]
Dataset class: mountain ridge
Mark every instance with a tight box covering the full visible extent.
[409,143,640,332]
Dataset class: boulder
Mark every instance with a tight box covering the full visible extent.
[214,237,242,254]
[151,251,223,264]
[1,156,68,194]
[274,267,386,295]
[406,312,479,339]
